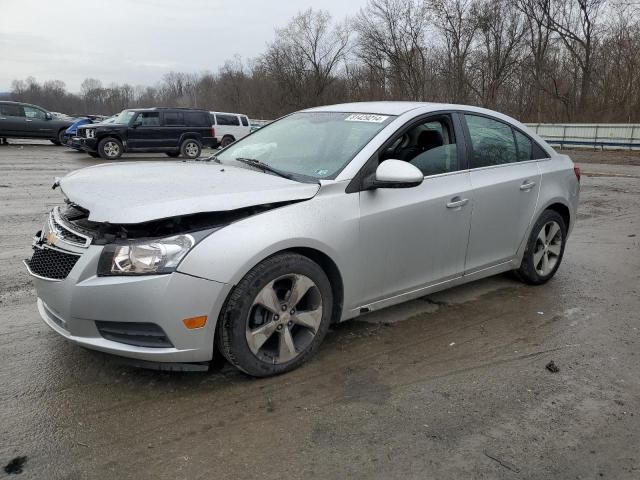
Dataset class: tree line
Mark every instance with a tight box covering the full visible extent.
[8,0,640,123]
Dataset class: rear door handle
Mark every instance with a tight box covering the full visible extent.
[446,197,469,209]
[520,180,536,191]
[0,117,6,120]
[25,119,33,122]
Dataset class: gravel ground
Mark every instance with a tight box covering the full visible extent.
[0,143,639,479]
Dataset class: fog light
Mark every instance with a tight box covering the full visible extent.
[182,315,208,329]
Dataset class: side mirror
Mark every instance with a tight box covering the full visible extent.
[45,112,52,120]
[364,159,424,189]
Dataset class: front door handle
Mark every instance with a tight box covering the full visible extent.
[446,197,469,209]
[25,119,33,122]
[520,180,536,191]
[0,117,6,120]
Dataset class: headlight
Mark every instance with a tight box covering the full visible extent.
[98,234,195,276]
[86,129,95,138]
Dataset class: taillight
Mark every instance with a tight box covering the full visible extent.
[574,166,581,182]
[211,127,215,137]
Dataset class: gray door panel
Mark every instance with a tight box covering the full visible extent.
[465,162,541,272]
[358,171,472,304]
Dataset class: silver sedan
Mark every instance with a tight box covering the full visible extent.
[25,102,580,376]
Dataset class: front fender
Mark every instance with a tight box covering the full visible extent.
[177,182,361,316]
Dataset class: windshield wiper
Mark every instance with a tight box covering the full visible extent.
[234,157,294,180]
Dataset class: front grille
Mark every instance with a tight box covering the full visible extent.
[95,322,174,348]
[51,212,90,247]
[26,246,80,280]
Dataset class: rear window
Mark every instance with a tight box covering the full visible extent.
[184,112,209,126]
[164,112,184,126]
[241,116,249,127]
[0,104,24,117]
[216,114,240,126]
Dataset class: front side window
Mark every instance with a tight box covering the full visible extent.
[381,116,458,176]
[465,114,517,167]
[241,116,249,127]
[216,112,395,180]
[23,106,46,120]
[133,112,160,127]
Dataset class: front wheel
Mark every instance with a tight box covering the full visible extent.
[88,152,100,158]
[218,253,333,377]
[98,137,123,160]
[165,151,180,158]
[515,210,567,285]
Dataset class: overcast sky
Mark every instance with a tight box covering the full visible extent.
[0,0,367,92]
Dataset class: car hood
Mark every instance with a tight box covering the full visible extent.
[59,162,320,224]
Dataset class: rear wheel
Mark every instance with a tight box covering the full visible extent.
[98,137,123,160]
[180,139,201,159]
[165,151,180,158]
[88,152,100,158]
[515,210,567,285]
[218,253,333,377]
[220,136,234,148]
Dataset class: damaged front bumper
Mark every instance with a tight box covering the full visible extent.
[25,212,232,364]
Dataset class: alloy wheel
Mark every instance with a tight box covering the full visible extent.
[103,141,120,158]
[185,142,199,157]
[533,220,562,276]
[245,274,323,364]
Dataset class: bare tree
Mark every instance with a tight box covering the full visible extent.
[355,0,432,100]
[430,0,478,103]
[263,9,349,109]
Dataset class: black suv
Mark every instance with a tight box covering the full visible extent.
[0,101,74,145]
[76,108,215,160]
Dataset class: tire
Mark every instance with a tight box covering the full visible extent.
[88,152,100,158]
[165,151,180,158]
[218,253,333,377]
[515,210,567,285]
[98,137,123,160]
[50,129,66,146]
[220,136,234,148]
[180,138,201,159]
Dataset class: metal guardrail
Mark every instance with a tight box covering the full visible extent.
[525,123,640,150]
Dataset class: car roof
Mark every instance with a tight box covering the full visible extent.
[210,111,247,117]
[303,101,533,131]
[0,100,46,109]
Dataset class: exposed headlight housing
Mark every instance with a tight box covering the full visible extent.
[86,129,96,139]
[98,234,195,276]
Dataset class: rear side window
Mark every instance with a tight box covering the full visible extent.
[514,130,533,161]
[164,112,184,126]
[0,104,24,117]
[184,112,208,126]
[241,116,249,127]
[216,114,240,126]
[465,114,517,167]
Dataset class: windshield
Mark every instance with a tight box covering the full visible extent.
[112,110,137,124]
[216,112,395,179]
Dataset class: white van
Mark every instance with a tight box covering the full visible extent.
[210,111,251,148]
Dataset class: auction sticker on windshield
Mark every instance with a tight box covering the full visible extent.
[345,114,389,123]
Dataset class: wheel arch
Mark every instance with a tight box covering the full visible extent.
[545,202,571,229]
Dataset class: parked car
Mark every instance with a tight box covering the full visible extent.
[76,108,215,159]
[25,102,580,377]
[209,111,251,147]
[0,101,74,145]
[63,115,109,149]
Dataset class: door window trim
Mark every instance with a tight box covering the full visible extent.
[346,110,469,193]
[458,111,550,171]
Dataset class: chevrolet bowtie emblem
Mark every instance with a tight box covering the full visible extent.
[46,231,57,246]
